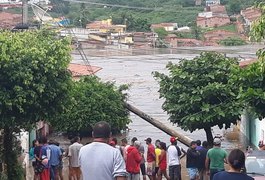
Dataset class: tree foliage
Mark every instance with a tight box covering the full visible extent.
[51,76,130,134]
[0,30,72,129]
[232,2,265,119]
[0,30,72,179]
[154,52,242,144]
[154,27,169,39]
[218,37,246,46]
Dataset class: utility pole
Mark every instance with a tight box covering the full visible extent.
[22,0,28,25]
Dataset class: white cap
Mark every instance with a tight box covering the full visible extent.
[213,138,221,145]
[134,140,141,147]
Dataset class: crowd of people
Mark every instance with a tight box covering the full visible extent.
[29,121,257,180]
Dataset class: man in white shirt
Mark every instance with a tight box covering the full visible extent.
[167,137,186,180]
[68,136,83,180]
[79,121,127,180]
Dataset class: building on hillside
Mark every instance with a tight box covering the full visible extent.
[197,4,230,28]
[0,12,21,29]
[86,19,126,34]
[204,29,241,43]
[205,4,227,14]
[132,32,158,48]
[150,23,178,32]
[197,15,230,28]
[165,34,204,47]
[241,7,261,26]
[205,0,220,6]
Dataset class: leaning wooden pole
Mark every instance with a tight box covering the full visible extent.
[125,102,192,147]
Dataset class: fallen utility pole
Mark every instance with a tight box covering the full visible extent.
[125,102,192,147]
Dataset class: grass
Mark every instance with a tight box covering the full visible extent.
[204,24,238,33]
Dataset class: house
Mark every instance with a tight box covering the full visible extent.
[0,12,21,29]
[132,32,158,48]
[241,7,261,26]
[205,5,227,15]
[197,15,230,28]
[237,59,265,149]
[206,0,220,6]
[197,4,230,28]
[151,23,178,32]
[204,30,241,42]
[165,34,204,47]
[86,19,126,34]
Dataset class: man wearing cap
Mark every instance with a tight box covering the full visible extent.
[205,138,227,180]
[167,137,185,180]
[126,140,142,180]
[145,137,156,180]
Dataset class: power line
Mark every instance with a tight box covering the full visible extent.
[63,0,161,11]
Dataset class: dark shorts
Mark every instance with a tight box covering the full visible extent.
[140,163,146,176]
[155,167,159,174]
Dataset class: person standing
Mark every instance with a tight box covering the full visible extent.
[186,141,200,180]
[154,139,161,178]
[145,137,156,180]
[30,139,39,180]
[35,137,50,180]
[167,137,183,180]
[126,140,142,180]
[49,140,62,180]
[79,121,127,180]
[197,141,209,180]
[68,136,83,180]
[205,138,227,180]
[121,138,130,161]
[138,140,147,180]
[157,142,170,180]
[213,149,254,180]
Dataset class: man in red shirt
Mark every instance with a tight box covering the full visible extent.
[145,138,156,180]
[126,140,142,180]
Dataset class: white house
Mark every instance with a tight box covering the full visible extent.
[206,0,220,6]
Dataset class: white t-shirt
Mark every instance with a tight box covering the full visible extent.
[79,142,127,180]
[68,142,83,167]
[167,145,181,166]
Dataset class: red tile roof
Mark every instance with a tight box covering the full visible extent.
[239,59,257,68]
[0,12,21,29]
[68,63,102,77]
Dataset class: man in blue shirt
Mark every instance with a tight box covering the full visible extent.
[48,140,62,180]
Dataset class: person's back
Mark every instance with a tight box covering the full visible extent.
[79,121,127,180]
[213,149,254,180]
[69,141,83,167]
[197,146,208,169]
[49,144,61,166]
[207,147,227,170]
[167,145,180,166]
[213,171,253,180]
[79,142,126,180]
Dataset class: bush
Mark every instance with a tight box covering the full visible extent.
[219,37,246,46]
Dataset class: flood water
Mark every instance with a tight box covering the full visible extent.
[72,44,263,150]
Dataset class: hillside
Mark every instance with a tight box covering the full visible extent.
[51,0,203,31]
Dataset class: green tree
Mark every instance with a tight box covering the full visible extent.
[154,52,242,145]
[0,30,73,179]
[227,0,242,15]
[233,2,265,119]
[51,76,130,134]
[154,27,169,39]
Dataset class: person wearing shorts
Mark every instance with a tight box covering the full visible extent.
[186,141,200,180]
[145,138,156,180]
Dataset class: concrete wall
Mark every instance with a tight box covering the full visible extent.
[241,110,265,148]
